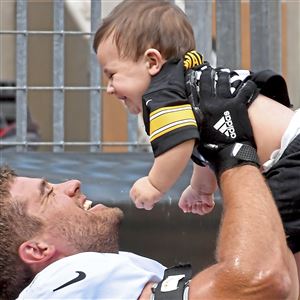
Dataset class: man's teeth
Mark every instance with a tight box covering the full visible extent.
[83,200,93,210]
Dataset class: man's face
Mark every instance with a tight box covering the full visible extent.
[9,176,124,254]
[97,35,151,115]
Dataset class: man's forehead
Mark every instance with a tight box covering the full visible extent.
[13,176,41,185]
[10,176,44,196]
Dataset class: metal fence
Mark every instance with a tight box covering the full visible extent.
[0,0,285,152]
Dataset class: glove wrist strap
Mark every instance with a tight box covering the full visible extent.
[151,264,192,300]
[216,143,260,177]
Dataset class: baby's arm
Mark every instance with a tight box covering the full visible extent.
[130,139,195,210]
[179,164,218,215]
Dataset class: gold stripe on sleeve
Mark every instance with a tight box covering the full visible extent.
[149,104,197,142]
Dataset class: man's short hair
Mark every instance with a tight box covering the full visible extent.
[0,166,43,300]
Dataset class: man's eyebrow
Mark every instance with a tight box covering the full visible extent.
[39,179,47,197]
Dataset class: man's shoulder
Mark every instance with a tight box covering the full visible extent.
[17,252,165,299]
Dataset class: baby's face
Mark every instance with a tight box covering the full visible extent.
[97,35,151,115]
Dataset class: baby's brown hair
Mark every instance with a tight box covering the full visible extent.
[93,0,195,61]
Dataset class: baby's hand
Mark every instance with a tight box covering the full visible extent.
[130,176,164,210]
[178,185,215,215]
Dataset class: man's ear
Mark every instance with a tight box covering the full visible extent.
[18,240,56,266]
[144,49,166,76]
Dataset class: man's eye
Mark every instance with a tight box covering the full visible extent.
[47,186,54,196]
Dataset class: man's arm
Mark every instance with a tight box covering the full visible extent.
[138,165,298,299]
[186,67,298,299]
[188,164,298,299]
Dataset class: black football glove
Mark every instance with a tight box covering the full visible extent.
[186,65,260,177]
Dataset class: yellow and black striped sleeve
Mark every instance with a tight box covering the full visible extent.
[142,59,199,157]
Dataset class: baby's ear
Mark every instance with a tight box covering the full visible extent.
[18,240,56,266]
[144,49,165,76]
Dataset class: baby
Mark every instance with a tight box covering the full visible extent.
[93,0,300,285]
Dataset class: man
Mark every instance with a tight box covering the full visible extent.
[0,70,298,299]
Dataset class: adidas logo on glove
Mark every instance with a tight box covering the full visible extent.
[213,111,237,139]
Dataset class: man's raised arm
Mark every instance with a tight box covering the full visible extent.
[187,68,298,299]
[189,165,298,299]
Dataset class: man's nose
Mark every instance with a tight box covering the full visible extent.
[59,179,81,197]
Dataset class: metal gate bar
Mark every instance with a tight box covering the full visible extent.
[216,0,241,69]
[16,0,28,152]
[185,0,212,63]
[89,0,102,152]
[250,0,281,73]
[53,0,65,152]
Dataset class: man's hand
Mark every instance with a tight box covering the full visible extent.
[186,66,260,176]
[130,176,164,210]
[178,185,215,215]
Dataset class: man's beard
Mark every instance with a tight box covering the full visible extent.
[49,207,124,254]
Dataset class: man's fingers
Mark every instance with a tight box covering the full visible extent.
[235,80,259,105]
[199,66,215,99]
[216,71,231,98]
